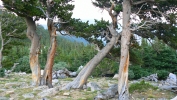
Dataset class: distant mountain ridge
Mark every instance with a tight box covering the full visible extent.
[42,25,89,45]
[57,32,89,45]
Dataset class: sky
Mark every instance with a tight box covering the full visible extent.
[0,0,112,25]
[37,0,112,25]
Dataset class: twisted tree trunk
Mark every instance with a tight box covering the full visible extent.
[25,17,41,86]
[40,0,57,88]
[63,25,120,90]
[118,0,131,99]
[41,19,57,88]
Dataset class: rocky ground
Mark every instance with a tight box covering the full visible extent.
[0,73,176,100]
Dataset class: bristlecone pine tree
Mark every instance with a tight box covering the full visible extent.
[62,1,122,90]
[2,0,74,87]
[64,0,177,99]
[92,0,177,99]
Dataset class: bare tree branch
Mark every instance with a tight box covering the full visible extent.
[130,20,158,31]
[3,38,11,46]
[107,24,119,37]
[94,44,100,51]
[136,3,147,14]
[6,29,17,36]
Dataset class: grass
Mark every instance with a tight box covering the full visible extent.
[0,73,176,100]
[129,80,158,93]
[61,78,73,81]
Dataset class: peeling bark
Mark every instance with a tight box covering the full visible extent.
[118,0,131,99]
[62,30,120,90]
[25,17,41,86]
[41,19,57,88]
[40,0,57,88]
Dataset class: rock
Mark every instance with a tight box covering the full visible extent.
[171,96,177,100]
[38,87,59,97]
[22,93,34,99]
[112,74,119,79]
[9,98,14,100]
[52,79,59,85]
[58,73,67,79]
[77,65,83,71]
[141,73,158,82]
[33,86,48,91]
[158,84,177,91]
[63,92,70,96]
[6,90,14,95]
[0,97,8,100]
[57,70,64,74]
[69,72,77,77]
[42,97,49,100]
[95,84,118,100]
[52,73,57,79]
[87,82,100,91]
[169,73,176,82]
[19,72,26,75]
[5,83,20,88]
[165,73,177,85]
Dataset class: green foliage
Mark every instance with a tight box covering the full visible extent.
[53,62,70,71]
[2,0,74,22]
[0,10,27,69]
[128,69,135,80]
[14,56,31,73]
[157,70,169,80]
[129,81,158,93]
[0,68,5,77]
[130,65,150,79]
[55,36,97,71]
[2,0,45,17]
[92,58,118,77]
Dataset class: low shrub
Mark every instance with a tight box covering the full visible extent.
[0,68,5,77]
[53,62,70,71]
[130,65,150,79]
[157,70,169,80]
[128,69,135,80]
[14,56,31,73]
[129,80,158,93]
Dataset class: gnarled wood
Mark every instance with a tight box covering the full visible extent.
[118,0,131,99]
[62,30,120,90]
[40,0,57,88]
[25,17,41,86]
[41,19,57,88]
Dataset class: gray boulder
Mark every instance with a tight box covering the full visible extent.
[94,84,118,100]
[38,87,59,97]
[87,82,101,91]
[22,93,34,99]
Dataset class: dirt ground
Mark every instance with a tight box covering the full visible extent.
[0,73,176,100]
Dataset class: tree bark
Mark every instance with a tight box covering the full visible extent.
[41,19,57,88]
[62,27,120,90]
[25,17,41,86]
[40,0,57,88]
[118,0,131,99]
[0,22,3,69]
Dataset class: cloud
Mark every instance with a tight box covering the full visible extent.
[72,0,111,21]
[0,1,2,5]
[37,0,111,25]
